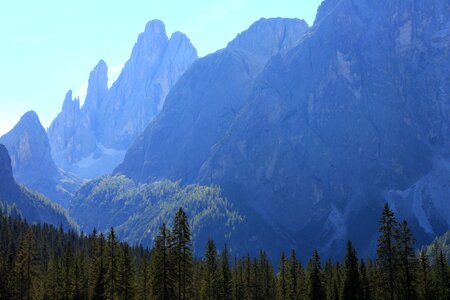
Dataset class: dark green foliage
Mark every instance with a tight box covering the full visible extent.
[151,224,174,300]
[377,203,399,300]
[0,205,449,300]
[170,208,193,300]
[307,250,325,300]
[340,241,361,300]
[219,244,231,300]
[397,221,417,300]
[70,176,243,252]
[417,250,431,300]
[278,252,288,300]
[432,251,449,300]
[203,239,220,300]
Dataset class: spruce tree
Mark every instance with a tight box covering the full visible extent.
[259,250,276,300]
[13,229,40,300]
[151,223,174,300]
[288,249,299,300]
[118,244,135,300]
[204,239,220,300]
[376,203,399,300]
[106,227,119,300]
[340,240,361,300]
[137,250,152,300]
[359,260,372,300]
[220,244,232,300]
[324,259,338,300]
[397,220,417,300]
[170,208,193,300]
[93,233,107,300]
[278,252,288,300]
[417,250,431,300]
[306,250,324,300]
[432,251,449,300]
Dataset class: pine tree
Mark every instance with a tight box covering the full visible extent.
[13,229,40,300]
[397,220,417,300]
[151,223,174,300]
[324,259,338,300]
[62,244,75,300]
[340,240,361,300]
[259,250,276,300]
[43,257,63,300]
[118,244,135,300]
[93,233,107,300]
[243,255,252,300]
[287,250,299,300]
[278,252,288,300]
[106,227,119,300]
[137,250,152,300]
[417,251,431,300]
[204,239,220,300]
[232,257,245,300]
[359,260,372,300]
[220,244,232,300]
[376,203,399,300]
[170,208,193,300]
[432,251,449,300]
[306,250,324,300]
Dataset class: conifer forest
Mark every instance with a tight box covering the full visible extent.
[0,205,448,300]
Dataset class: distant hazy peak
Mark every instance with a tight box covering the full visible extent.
[169,31,193,47]
[61,90,80,113]
[82,59,109,113]
[18,110,41,125]
[144,19,166,35]
[90,59,108,85]
[227,17,309,61]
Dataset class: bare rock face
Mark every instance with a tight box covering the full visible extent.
[116,1,450,259]
[1,111,82,207]
[0,143,75,229]
[48,20,198,179]
[200,0,450,256]
[116,18,310,184]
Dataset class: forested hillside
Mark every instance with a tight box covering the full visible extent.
[0,204,449,300]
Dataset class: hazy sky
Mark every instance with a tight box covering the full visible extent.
[0,0,323,135]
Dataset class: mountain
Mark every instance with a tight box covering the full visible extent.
[116,1,450,259]
[116,18,310,182]
[0,143,76,229]
[0,111,82,207]
[48,20,198,179]
[69,176,246,253]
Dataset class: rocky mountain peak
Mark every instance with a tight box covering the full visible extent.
[61,90,80,114]
[82,60,109,117]
[48,19,198,178]
[227,17,309,62]
[144,19,166,36]
[18,111,41,127]
[0,111,58,179]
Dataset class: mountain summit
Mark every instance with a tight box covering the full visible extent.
[48,20,198,178]
[0,111,82,207]
[114,1,450,258]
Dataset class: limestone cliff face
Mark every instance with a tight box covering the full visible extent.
[200,0,450,255]
[1,111,82,207]
[116,18,310,183]
[116,1,450,258]
[48,20,198,178]
[0,143,75,229]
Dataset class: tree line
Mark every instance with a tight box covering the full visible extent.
[0,204,448,300]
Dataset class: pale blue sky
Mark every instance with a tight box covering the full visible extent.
[0,0,323,135]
